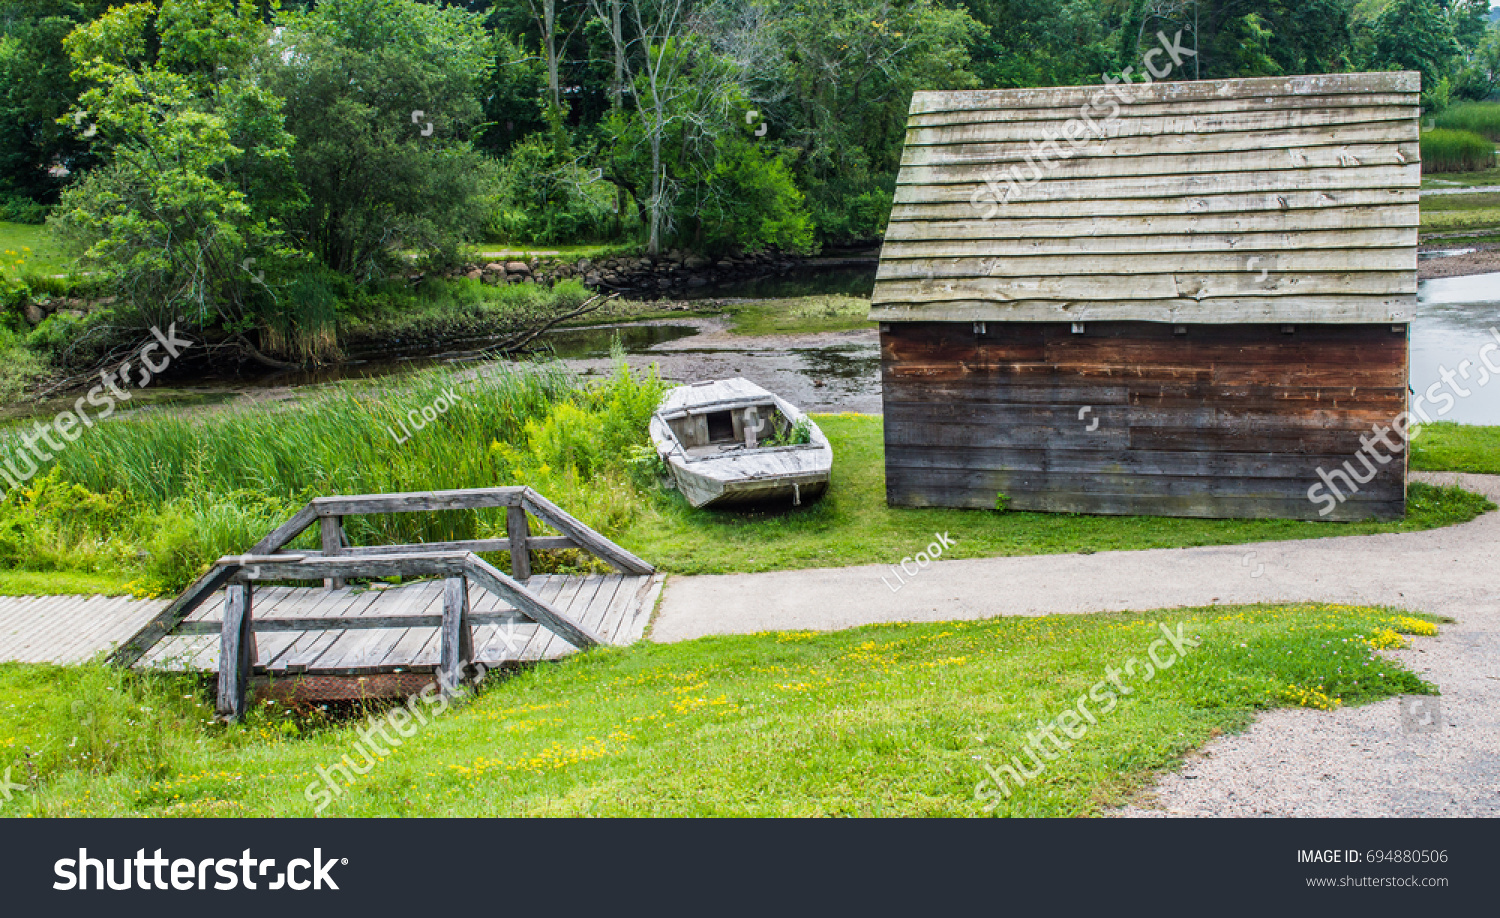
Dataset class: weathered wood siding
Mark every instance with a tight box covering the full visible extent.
[873,73,1421,323]
[875,73,1417,519]
[882,321,1408,520]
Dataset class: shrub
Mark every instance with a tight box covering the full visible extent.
[0,470,133,574]
[0,326,47,401]
[674,140,816,256]
[486,133,622,244]
[0,195,49,225]
[1421,128,1498,173]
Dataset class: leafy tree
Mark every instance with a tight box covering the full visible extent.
[1118,0,1354,81]
[263,0,499,277]
[0,1,114,205]
[1446,0,1492,51]
[476,30,549,157]
[766,0,983,242]
[675,137,814,254]
[1455,25,1500,99]
[1368,0,1462,94]
[488,115,621,243]
[968,0,1115,89]
[49,0,301,341]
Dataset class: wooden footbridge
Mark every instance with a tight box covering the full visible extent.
[106,487,660,720]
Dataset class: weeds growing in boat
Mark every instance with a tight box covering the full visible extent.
[767,417,814,447]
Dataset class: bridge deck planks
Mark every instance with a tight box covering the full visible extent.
[130,573,659,675]
[0,594,168,665]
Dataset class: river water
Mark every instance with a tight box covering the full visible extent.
[1412,273,1500,424]
[9,267,1496,425]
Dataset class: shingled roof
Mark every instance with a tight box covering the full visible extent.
[872,72,1421,325]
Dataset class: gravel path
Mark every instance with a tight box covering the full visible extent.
[652,471,1500,816]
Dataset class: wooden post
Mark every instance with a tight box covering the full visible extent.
[216,584,254,721]
[439,575,474,691]
[322,515,345,590]
[506,506,531,580]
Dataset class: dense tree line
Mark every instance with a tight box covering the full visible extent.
[0,0,1495,360]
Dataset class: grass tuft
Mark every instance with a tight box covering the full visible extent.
[1421,129,1498,174]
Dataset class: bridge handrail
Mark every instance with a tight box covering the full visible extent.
[108,486,649,669]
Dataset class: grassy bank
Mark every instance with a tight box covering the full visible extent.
[0,570,133,596]
[0,222,70,275]
[1420,129,1497,174]
[0,360,664,596]
[1433,102,1500,142]
[1423,167,1500,189]
[1420,190,1500,238]
[724,294,874,336]
[622,414,1493,574]
[0,371,1493,595]
[1411,422,1500,475]
[0,603,1439,817]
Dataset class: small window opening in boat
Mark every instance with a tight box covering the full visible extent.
[706,410,735,442]
[670,403,789,455]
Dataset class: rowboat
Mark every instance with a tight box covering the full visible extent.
[649,378,832,509]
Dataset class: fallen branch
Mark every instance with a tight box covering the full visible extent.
[481,292,616,356]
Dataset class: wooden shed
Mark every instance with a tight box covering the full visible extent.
[874,72,1420,521]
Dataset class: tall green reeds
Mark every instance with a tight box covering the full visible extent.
[1421,128,1498,174]
[1433,102,1500,142]
[0,357,666,590]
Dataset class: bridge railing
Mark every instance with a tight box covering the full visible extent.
[108,487,654,721]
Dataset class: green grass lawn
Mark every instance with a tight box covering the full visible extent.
[467,243,640,263]
[0,221,71,275]
[619,414,1494,574]
[0,570,134,597]
[1410,422,1500,475]
[0,603,1438,817]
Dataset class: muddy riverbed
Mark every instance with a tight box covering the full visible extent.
[554,315,881,414]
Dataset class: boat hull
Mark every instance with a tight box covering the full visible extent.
[667,460,830,509]
[648,379,833,510]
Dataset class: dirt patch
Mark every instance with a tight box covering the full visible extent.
[1419,242,1500,279]
[561,315,882,414]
